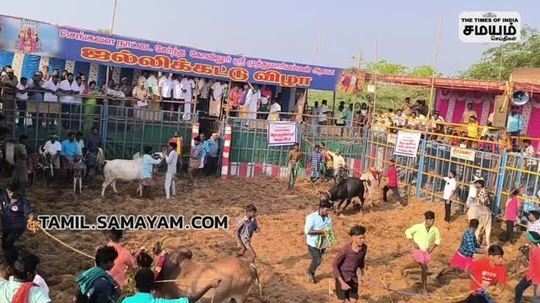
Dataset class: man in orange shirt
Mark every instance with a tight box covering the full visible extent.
[107,229,135,289]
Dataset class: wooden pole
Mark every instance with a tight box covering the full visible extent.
[427,16,443,118]
[104,0,118,90]
[372,39,378,116]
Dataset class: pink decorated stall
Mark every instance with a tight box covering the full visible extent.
[435,89,497,125]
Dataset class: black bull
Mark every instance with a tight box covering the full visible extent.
[320,177,368,213]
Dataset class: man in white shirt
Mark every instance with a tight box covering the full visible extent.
[527,210,540,234]
[267,99,281,121]
[42,135,62,168]
[319,100,330,124]
[245,85,261,120]
[159,73,173,112]
[210,81,225,117]
[0,254,51,303]
[171,74,183,114]
[164,141,179,200]
[43,75,59,102]
[196,77,206,99]
[180,77,195,120]
[145,72,159,98]
[15,77,29,101]
[58,72,81,104]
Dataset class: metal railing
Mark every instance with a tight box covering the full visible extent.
[1,91,194,160]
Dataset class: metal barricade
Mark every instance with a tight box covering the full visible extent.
[502,153,540,214]
[1,93,194,160]
[419,140,501,211]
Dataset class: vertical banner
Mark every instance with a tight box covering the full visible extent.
[268,121,298,147]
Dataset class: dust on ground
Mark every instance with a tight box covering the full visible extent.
[3,176,531,303]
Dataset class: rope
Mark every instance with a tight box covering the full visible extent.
[28,219,95,260]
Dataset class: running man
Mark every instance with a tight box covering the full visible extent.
[437,219,481,280]
[305,200,333,283]
[333,225,367,303]
[404,211,441,293]
[236,204,259,261]
[465,244,508,303]
[287,143,303,189]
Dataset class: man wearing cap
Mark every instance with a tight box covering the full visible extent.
[465,171,483,214]
[468,179,492,247]
[515,231,540,303]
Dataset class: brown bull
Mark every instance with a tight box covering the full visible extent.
[155,248,262,303]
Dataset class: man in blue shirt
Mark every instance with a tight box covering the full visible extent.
[202,133,219,176]
[139,146,162,198]
[122,268,220,303]
[61,132,82,168]
[304,200,333,283]
[507,109,524,151]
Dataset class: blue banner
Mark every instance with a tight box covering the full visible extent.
[0,15,341,90]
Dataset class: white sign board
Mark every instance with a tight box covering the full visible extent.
[268,122,297,146]
[394,131,421,158]
[450,146,476,162]
[459,11,521,43]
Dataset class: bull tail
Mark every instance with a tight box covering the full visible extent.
[249,263,263,298]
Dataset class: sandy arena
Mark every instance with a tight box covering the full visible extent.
[2,175,531,303]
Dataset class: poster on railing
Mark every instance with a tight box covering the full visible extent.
[450,146,476,161]
[268,122,298,146]
[394,131,421,158]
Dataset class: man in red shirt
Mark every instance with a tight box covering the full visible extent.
[515,231,540,303]
[382,159,404,205]
[465,244,508,303]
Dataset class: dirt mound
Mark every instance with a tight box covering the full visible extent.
[4,176,529,302]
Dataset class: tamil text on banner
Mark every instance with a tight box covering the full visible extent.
[268,122,297,147]
[394,131,421,158]
[459,11,521,43]
[0,15,341,90]
[450,146,476,161]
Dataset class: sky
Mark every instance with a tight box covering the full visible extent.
[2,0,539,76]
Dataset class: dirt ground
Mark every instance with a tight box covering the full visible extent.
[1,175,534,303]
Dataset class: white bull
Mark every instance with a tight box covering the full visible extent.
[101,152,164,197]
[101,153,144,197]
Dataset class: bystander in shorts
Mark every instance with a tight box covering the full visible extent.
[412,249,431,265]
[335,279,359,301]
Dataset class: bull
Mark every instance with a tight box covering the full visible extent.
[154,248,262,303]
[320,177,368,215]
[101,152,162,197]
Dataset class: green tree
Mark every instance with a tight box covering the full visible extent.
[366,59,408,75]
[410,65,439,77]
[462,27,540,80]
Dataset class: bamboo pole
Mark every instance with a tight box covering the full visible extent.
[427,16,443,118]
